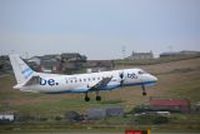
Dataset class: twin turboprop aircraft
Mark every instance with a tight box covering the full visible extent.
[9,54,158,102]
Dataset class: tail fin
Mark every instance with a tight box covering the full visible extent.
[9,54,35,84]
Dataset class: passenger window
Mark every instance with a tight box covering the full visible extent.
[75,80,77,83]
[70,80,73,83]
[66,80,68,84]
[79,79,82,82]
[84,79,86,82]
[93,77,95,81]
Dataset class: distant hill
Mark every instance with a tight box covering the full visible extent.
[115,55,200,66]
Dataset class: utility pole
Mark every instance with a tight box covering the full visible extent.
[121,46,126,59]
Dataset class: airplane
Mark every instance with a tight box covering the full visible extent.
[9,54,158,102]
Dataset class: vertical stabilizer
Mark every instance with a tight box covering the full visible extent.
[9,54,35,84]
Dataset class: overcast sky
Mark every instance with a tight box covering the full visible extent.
[0,0,199,59]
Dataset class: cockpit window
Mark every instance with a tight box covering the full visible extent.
[138,70,147,75]
[138,71,144,74]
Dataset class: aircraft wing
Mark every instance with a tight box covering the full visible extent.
[89,76,113,91]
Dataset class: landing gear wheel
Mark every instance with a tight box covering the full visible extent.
[142,85,147,96]
[95,91,101,101]
[142,92,147,96]
[84,92,90,102]
[96,96,101,101]
[85,96,90,102]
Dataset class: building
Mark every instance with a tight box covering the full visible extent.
[105,107,124,117]
[160,50,200,58]
[61,53,87,62]
[192,102,200,114]
[86,108,106,120]
[40,54,61,73]
[149,98,191,113]
[26,56,42,71]
[0,55,12,74]
[0,113,14,123]
[159,52,180,58]
[86,106,124,120]
[26,54,61,73]
[27,56,41,65]
[180,50,200,55]
[85,60,114,72]
[27,53,87,74]
[61,53,87,74]
[127,51,153,60]
[65,111,83,122]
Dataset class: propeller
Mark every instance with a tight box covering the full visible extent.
[119,72,125,86]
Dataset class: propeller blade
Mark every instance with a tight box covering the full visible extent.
[119,72,125,86]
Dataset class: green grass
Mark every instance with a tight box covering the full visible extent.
[1,96,123,116]
[166,72,200,102]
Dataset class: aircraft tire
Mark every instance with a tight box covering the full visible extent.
[96,96,101,101]
[85,97,90,102]
[142,92,147,96]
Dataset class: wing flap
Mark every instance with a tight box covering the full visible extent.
[89,77,112,91]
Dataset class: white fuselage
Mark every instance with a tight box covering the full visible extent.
[21,68,158,94]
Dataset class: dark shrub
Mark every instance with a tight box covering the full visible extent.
[153,116,168,124]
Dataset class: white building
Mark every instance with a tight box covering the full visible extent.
[0,113,14,122]
[28,56,41,65]
[127,51,154,60]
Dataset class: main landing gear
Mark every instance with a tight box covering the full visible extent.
[84,91,102,102]
[95,91,101,101]
[84,92,90,102]
[142,85,147,96]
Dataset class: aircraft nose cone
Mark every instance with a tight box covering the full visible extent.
[152,75,158,82]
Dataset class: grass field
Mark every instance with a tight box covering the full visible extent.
[0,57,200,132]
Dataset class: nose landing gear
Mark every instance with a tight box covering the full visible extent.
[84,92,90,102]
[142,85,147,96]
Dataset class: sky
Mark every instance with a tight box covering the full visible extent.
[0,0,199,59]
